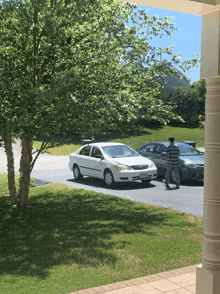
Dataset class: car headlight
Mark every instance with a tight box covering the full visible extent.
[150,161,156,168]
[183,162,199,168]
[115,164,132,171]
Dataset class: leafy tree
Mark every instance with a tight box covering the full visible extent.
[0,0,199,207]
[164,79,206,127]
[191,79,206,117]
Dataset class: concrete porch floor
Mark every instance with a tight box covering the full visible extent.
[69,264,200,294]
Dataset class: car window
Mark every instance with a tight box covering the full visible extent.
[102,145,139,158]
[91,147,102,157]
[178,144,203,156]
[154,144,166,154]
[141,144,156,153]
[79,146,91,156]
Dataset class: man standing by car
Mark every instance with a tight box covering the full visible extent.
[165,136,180,190]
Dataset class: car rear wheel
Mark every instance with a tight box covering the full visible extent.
[73,164,83,181]
[104,169,115,187]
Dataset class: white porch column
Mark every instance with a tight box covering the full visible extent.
[196,9,220,294]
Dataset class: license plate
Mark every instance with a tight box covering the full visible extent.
[140,172,148,179]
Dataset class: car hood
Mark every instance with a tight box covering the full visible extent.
[180,155,204,165]
[110,156,153,166]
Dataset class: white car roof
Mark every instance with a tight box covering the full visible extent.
[83,142,125,148]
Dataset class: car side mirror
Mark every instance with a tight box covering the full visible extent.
[161,152,166,156]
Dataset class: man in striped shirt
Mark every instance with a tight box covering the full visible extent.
[165,136,180,190]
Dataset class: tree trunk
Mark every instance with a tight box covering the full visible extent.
[4,118,17,205]
[18,135,33,207]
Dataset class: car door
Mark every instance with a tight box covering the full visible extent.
[152,144,167,175]
[138,143,156,161]
[88,146,105,178]
[78,145,92,176]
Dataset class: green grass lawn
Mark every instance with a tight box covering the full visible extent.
[33,126,205,156]
[0,174,203,294]
[0,174,35,194]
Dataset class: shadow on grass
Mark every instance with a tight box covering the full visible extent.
[0,188,180,280]
[94,129,153,142]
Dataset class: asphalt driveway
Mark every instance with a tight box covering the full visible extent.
[0,140,69,173]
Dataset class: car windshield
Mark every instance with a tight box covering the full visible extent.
[177,144,204,156]
[102,145,139,158]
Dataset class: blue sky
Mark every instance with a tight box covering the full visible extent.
[136,5,202,82]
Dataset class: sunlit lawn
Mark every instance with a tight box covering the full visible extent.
[0,174,203,294]
[33,126,205,156]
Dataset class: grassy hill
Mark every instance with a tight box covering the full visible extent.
[33,126,205,156]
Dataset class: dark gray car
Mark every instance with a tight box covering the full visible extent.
[136,142,204,182]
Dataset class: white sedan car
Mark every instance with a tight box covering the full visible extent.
[69,142,157,186]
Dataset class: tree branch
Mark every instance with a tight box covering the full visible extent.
[30,140,49,172]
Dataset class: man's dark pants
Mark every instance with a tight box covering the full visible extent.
[165,165,180,185]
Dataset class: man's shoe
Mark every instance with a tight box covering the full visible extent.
[176,184,180,189]
[166,184,171,190]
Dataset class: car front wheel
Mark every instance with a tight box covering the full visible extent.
[73,164,83,181]
[104,169,115,187]
[171,171,176,182]
[171,170,182,183]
